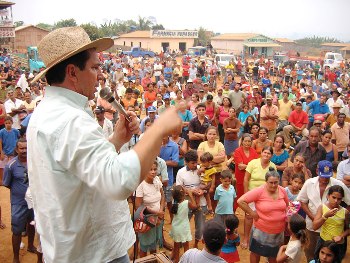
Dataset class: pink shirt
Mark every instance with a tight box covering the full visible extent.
[243,185,288,234]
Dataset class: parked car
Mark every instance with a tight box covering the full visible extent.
[122,47,155,58]
[215,54,237,68]
[323,52,344,69]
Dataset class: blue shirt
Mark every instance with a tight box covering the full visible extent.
[164,67,172,79]
[307,100,330,122]
[0,128,20,155]
[238,112,251,131]
[178,110,193,131]
[3,157,28,205]
[159,140,179,186]
[214,184,236,215]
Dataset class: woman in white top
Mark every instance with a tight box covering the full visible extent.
[135,161,165,257]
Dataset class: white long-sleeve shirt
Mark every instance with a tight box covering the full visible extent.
[27,86,141,263]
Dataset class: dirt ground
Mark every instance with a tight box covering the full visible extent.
[1,186,350,263]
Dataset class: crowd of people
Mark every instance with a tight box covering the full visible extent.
[1,27,350,263]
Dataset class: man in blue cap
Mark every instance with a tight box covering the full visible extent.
[158,93,173,114]
[139,106,159,132]
[297,160,350,262]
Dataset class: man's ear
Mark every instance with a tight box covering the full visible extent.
[66,64,78,83]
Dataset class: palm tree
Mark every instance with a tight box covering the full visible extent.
[137,16,153,30]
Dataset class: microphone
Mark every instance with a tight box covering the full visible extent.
[99,88,131,122]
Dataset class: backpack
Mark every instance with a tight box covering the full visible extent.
[133,205,158,233]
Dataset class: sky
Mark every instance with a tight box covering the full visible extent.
[10,0,350,41]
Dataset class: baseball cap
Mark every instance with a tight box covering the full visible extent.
[266,95,273,100]
[163,93,170,100]
[295,101,302,106]
[187,79,193,83]
[203,219,226,253]
[318,160,333,178]
[147,106,157,113]
[252,85,259,90]
[203,82,208,86]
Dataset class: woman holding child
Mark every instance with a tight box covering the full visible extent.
[197,126,226,211]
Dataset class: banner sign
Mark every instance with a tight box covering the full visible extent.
[151,30,198,38]
[0,27,15,38]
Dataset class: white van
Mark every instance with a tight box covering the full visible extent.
[215,54,237,68]
[323,52,344,69]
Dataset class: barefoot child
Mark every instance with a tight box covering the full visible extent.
[197,152,216,213]
[214,170,236,225]
[170,185,197,263]
[220,215,240,262]
[277,214,308,263]
[313,185,350,261]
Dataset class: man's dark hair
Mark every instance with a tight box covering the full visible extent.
[45,50,91,85]
[196,102,206,110]
[16,137,27,148]
[184,150,198,162]
[125,87,133,94]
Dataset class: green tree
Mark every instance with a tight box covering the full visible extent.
[80,23,101,40]
[14,21,24,27]
[194,27,210,47]
[296,35,341,47]
[53,18,77,29]
[99,20,119,37]
[36,23,53,31]
[152,24,165,30]
[137,16,152,30]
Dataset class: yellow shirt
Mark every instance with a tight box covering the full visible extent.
[198,141,225,172]
[321,205,346,242]
[278,99,293,121]
[246,158,276,190]
[200,166,217,184]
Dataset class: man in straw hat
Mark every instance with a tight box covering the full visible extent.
[26,27,182,263]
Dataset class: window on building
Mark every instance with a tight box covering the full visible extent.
[179,42,186,52]
[123,41,125,46]
[161,42,169,52]
[131,42,133,47]
[139,42,142,48]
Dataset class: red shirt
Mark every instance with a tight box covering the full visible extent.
[182,64,190,77]
[288,110,308,128]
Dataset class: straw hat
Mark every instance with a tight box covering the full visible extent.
[32,27,114,83]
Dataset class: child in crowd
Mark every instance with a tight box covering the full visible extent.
[309,241,341,263]
[313,185,349,261]
[248,99,259,121]
[214,170,236,224]
[219,215,240,262]
[170,185,197,263]
[238,104,251,127]
[284,174,305,243]
[277,214,308,263]
[0,116,20,184]
[285,174,305,202]
[197,152,216,213]
[243,115,255,134]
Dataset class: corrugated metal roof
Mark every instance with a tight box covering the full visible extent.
[340,45,350,51]
[15,24,50,32]
[118,31,150,38]
[321,43,348,47]
[275,38,295,43]
[211,33,258,41]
